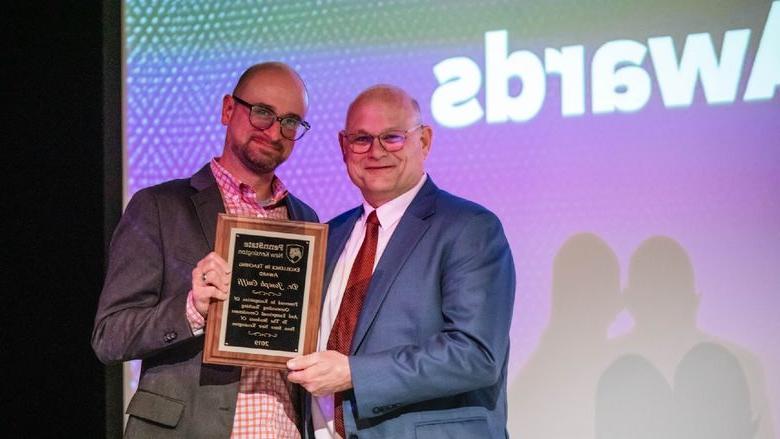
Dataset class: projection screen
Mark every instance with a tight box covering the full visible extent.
[121,1,779,436]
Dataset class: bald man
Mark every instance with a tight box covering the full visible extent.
[93,62,318,438]
[287,85,516,438]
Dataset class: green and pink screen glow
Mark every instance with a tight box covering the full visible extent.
[124,1,779,436]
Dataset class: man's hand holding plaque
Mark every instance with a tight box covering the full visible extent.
[203,214,327,369]
[192,252,231,317]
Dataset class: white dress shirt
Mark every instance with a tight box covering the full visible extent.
[312,174,428,439]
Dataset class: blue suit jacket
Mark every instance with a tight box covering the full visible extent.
[322,177,515,438]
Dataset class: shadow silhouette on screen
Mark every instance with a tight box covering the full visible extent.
[508,234,774,439]
[597,343,759,439]
[508,233,622,438]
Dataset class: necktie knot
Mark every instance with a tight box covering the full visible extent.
[366,210,380,227]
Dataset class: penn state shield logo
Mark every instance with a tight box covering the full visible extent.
[286,244,304,264]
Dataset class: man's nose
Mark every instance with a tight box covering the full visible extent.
[261,118,283,141]
[367,137,388,158]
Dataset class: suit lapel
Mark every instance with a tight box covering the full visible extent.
[284,194,304,221]
[323,207,362,304]
[350,179,438,353]
[189,164,225,250]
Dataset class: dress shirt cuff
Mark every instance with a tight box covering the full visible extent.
[185,289,206,336]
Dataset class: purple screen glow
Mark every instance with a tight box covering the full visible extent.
[123,1,780,436]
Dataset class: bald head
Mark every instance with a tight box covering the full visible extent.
[219,61,309,188]
[233,62,309,110]
[339,84,432,207]
[346,84,421,128]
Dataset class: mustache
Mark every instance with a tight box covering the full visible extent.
[249,135,284,150]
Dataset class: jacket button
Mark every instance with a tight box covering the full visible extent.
[164,331,177,343]
[372,407,381,414]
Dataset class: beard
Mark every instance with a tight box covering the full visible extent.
[231,136,288,175]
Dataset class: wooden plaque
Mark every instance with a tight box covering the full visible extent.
[203,214,327,369]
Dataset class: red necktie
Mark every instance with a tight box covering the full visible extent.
[327,210,380,438]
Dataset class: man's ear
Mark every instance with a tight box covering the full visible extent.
[420,125,433,158]
[338,132,349,163]
[221,94,234,126]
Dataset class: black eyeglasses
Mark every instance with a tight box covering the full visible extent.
[341,124,424,154]
[232,95,311,141]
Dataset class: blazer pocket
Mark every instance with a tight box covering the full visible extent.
[126,389,185,428]
[173,246,205,266]
[415,416,489,438]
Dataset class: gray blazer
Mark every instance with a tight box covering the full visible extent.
[313,178,515,438]
[92,164,318,438]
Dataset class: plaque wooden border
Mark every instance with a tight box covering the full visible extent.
[203,214,327,369]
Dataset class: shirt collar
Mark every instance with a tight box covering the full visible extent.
[210,157,289,207]
[361,173,427,229]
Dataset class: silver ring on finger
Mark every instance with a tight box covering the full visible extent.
[201,271,208,283]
